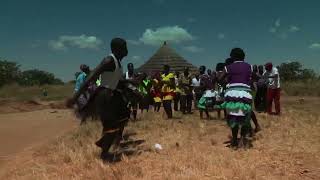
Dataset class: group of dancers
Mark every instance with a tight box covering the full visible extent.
[66,38,281,161]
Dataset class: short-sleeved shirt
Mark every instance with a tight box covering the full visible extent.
[179,73,192,95]
[191,77,200,87]
[263,67,280,89]
[225,61,252,87]
[75,72,87,92]
[161,73,175,100]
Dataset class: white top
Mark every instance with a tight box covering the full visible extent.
[125,71,134,80]
[263,67,280,89]
[100,54,123,90]
[203,90,217,98]
[175,77,179,86]
[191,77,200,87]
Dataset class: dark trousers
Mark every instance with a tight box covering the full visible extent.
[96,131,118,160]
[255,86,267,112]
[154,102,161,112]
[173,93,181,111]
[267,88,281,115]
[180,94,193,113]
[94,89,127,152]
[163,100,173,118]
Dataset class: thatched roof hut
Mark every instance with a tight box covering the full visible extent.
[137,42,198,74]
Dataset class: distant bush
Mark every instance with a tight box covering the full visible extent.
[282,80,320,96]
[17,69,64,86]
[0,83,74,101]
[0,58,64,87]
[276,61,320,96]
[0,60,21,87]
[278,61,318,81]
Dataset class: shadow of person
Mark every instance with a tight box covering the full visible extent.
[122,132,138,141]
[103,149,138,163]
[102,140,146,163]
[119,139,146,148]
[224,137,253,150]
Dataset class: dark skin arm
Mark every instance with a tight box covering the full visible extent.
[217,69,227,84]
[66,56,116,107]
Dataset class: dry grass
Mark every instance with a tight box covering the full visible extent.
[4,97,320,180]
[0,83,73,101]
[282,80,320,96]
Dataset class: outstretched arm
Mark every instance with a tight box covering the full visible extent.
[67,56,115,107]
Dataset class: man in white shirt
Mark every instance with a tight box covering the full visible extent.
[264,62,281,115]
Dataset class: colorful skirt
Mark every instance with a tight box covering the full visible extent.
[219,85,252,128]
[197,90,216,110]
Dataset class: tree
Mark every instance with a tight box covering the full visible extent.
[0,59,21,87]
[278,61,317,81]
[299,69,316,80]
[278,62,302,81]
[18,69,63,86]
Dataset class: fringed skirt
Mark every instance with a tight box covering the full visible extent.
[219,85,252,128]
[197,90,217,110]
[75,87,131,128]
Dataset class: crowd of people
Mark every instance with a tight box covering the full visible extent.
[67,38,281,161]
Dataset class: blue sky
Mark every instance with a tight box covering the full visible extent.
[1,0,320,81]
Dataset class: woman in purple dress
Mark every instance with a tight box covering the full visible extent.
[218,48,253,148]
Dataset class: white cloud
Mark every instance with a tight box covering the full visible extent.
[183,45,204,53]
[269,19,301,39]
[132,55,142,61]
[279,33,288,39]
[217,33,225,39]
[269,27,277,33]
[289,25,300,32]
[187,17,196,23]
[139,26,195,46]
[49,40,66,50]
[309,43,320,50]
[127,39,141,45]
[49,34,103,50]
[269,19,280,34]
[275,18,281,27]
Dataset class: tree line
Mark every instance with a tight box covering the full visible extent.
[0,58,319,88]
[277,61,319,81]
[0,58,63,87]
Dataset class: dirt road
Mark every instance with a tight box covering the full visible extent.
[0,109,77,171]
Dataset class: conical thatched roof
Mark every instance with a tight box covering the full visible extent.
[137,42,197,74]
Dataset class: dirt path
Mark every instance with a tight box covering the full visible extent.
[0,109,77,174]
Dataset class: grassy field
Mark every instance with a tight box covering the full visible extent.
[3,96,320,180]
[282,80,320,96]
[0,83,74,101]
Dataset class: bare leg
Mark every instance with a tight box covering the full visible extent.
[231,126,239,148]
[251,111,261,132]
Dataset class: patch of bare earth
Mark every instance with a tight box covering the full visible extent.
[0,99,67,114]
[2,97,320,180]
